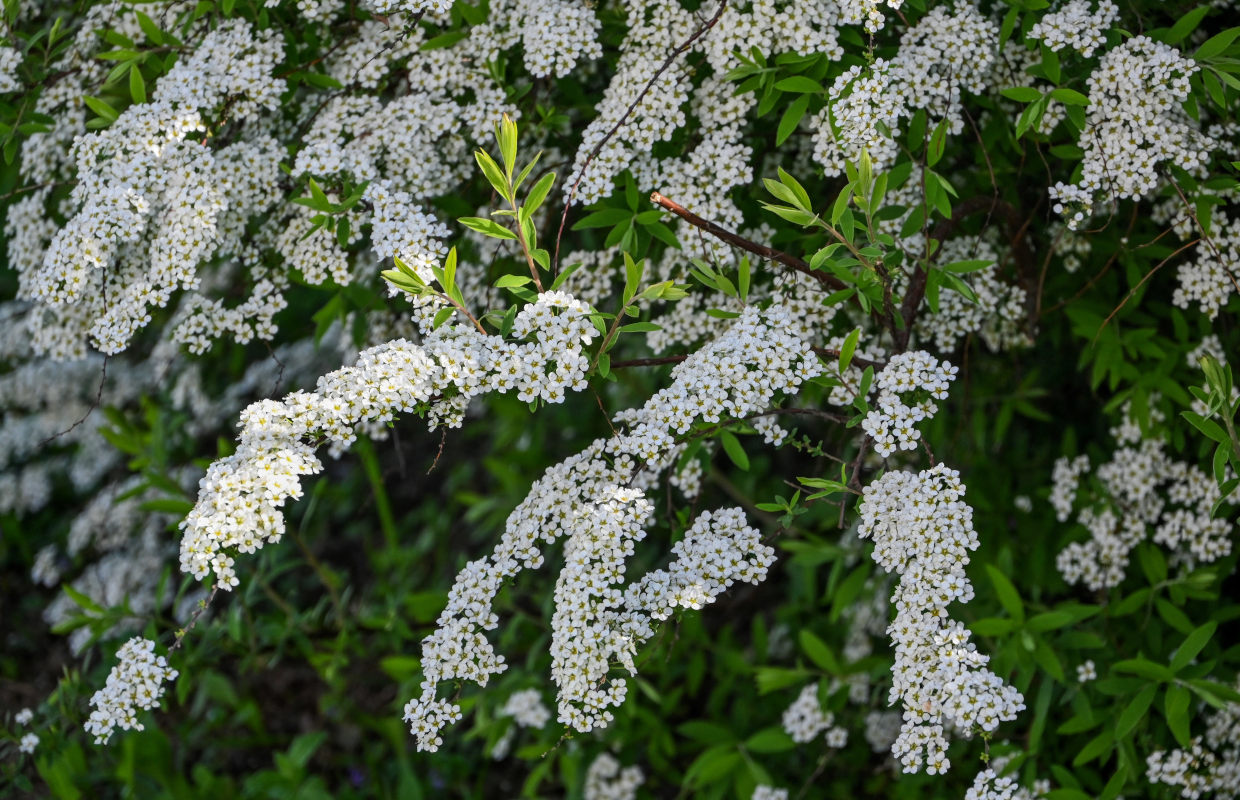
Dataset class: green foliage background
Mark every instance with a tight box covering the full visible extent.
[1,0,1239,798]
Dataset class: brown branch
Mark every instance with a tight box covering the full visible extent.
[895,195,1030,352]
[609,355,688,368]
[811,346,885,371]
[650,192,847,292]
[552,0,728,272]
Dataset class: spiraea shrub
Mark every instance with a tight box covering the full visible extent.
[1,0,1239,797]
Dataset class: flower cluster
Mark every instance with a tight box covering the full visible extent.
[84,637,178,745]
[860,463,1026,774]
[583,753,644,800]
[0,45,21,92]
[1050,37,1206,229]
[861,350,957,458]
[752,786,789,800]
[812,4,998,175]
[1173,212,1240,320]
[178,291,596,591]
[1028,0,1118,57]
[1055,401,1233,591]
[781,683,848,747]
[966,766,1050,800]
[27,21,284,356]
[1147,685,1240,799]
[403,305,818,751]
[858,356,1023,775]
[490,688,551,759]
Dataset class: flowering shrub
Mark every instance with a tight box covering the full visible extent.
[1,0,1239,797]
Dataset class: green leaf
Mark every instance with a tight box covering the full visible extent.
[839,327,859,372]
[523,171,556,216]
[970,617,1016,637]
[1112,658,1174,682]
[755,666,813,694]
[718,430,749,471]
[63,584,105,615]
[1115,684,1157,739]
[985,564,1025,624]
[1170,621,1217,672]
[494,274,532,289]
[776,94,810,146]
[1196,27,1240,61]
[459,216,517,240]
[1072,729,1113,767]
[926,119,948,167]
[773,76,824,93]
[1182,411,1229,444]
[777,167,812,212]
[678,721,736,745]
[1164,684,1192,747]
[475,150,510,201]
[1050,88,1089,106]
[83,95,119,123]
[744,727,795,754]
[573,207,631,229]
[1000,86,1043,103]
[129,64,146,103]
[1164,6,1211,45]
[799,629,839,673]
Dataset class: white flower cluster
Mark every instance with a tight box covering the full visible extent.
[1055,403,1233,591]
[514,0,603,78]
[1173,212,1240,320]
[1049,454,1090,522]
[1028,0,1118,57]
[812,4,998,175]
[859,463,1026,774]
[179,291,597,590]
[84,637,178,745]
[1148,686,1240,799]
[27,20,284,356]
[1050,37,1206,229]
[584,753,644,800]
[781,683,848,747]
[14,707,37,754]
[403,305,818,751]
[0,45,21,92]
[966,766,1051,800]
[490,688,551,759]
[838,0,904,32]
[752,786,789,800]
[1076,659,1097,683]
[625,507,775,621]
[915,240,1030,353]
[861,350,957,458]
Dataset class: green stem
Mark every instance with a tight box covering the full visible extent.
[355,435,399,551]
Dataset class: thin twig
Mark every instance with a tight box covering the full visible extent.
[651,192,847,292]
[1094,238,1200,343]
[38,356,108,448]
[552,0,728,272]
[170,584,219,653]
[609,355,688,369]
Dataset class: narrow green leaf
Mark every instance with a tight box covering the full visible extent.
[718,429,750,471]
[986,564,1025,624]
[1115,684,1157,739]
[1164,684,1192,747]
[1170,621,1217,672]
